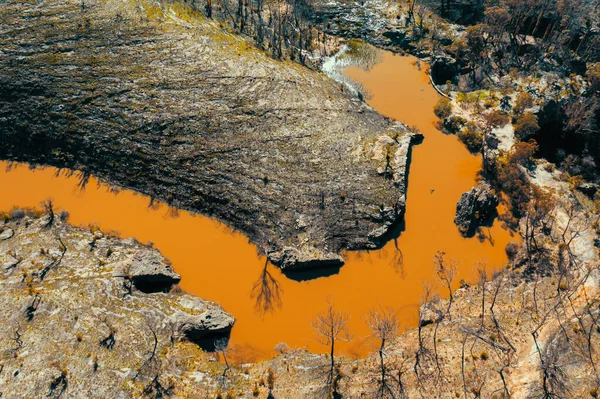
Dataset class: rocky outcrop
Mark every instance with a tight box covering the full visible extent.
[127,252,181,292]
[0,0,416,270]
[268,247,345,270]
[418,301,444,327]
[454,182,499,236]
[0,215,233,398]
[171,296,236,342]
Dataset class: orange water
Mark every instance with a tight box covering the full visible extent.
[0,50,515,361]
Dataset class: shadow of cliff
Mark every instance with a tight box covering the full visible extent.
[282,265,342,282]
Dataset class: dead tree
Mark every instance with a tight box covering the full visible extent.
[49,362,68,398]
[100,319,116,350]
[434,251,457,319]
[41,198,55,228]
[266,367,276,399]
[39,237,67,281]
[366,306,399,398]
[312,300,352,397]
[415,283,433,378]
[5,249,22,271]
[214,338,231,379]
[476,262,487,331]
[25,293,41,321]
[143,375,174,398]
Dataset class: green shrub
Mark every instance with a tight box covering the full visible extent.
[434,97,452,119]
[514,91,534,115]
[483,110,509,129]
[458,123,483,153]
[444,115,468,133]
[513,113,539,140]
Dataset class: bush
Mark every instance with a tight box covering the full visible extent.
[483,110,509,129]
[444,115,468,133]
[514,91,534,115]
[586,62,600,92]
[434,97,453,120]
[509,140,538,166]
[58,210,70,221]
[10,208,25,220]
[497,163,530,214]
[513,113,539,140]
[505,241,520,260]
[458,123,483,153]
[494,141,538,214]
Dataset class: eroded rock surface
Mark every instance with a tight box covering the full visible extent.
[0,215,233,398]
[0,0,418,269]
[120,251,182,292]
[454,182,499,236]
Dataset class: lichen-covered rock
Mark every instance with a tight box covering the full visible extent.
[171,296,236,342]
[127,252,181,292]
[454,182,499,236]
[0,227,14,241]
[0,215,233,398]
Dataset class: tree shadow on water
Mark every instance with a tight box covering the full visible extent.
[251,259,284,316]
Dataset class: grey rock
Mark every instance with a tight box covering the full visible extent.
[419,301,444,327]
[0,227,14,241]
[128,252,181,292]
[171,296,235,342]
[268,247,344,270]
[454,182,499,237]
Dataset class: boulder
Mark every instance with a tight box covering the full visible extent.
[171,296,235,342]
[128,251,181,292]
[419,301,444,327]
[454,182,499,237]
[0,227,14,241]
[268,246,344,270]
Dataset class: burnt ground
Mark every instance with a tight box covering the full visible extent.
[0,0,418,269]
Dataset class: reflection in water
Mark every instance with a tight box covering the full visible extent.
[251,259,283,316]
[389,238,405,278]
[321,40,383,100]
[340,40,383,72]
[0,49,517,360]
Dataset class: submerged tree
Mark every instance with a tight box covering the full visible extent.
[312,300,352,398]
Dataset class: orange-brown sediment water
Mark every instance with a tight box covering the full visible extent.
[0,50,515,361]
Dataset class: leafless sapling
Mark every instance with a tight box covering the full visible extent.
[312,300,352,397]
[366,306,400,398]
